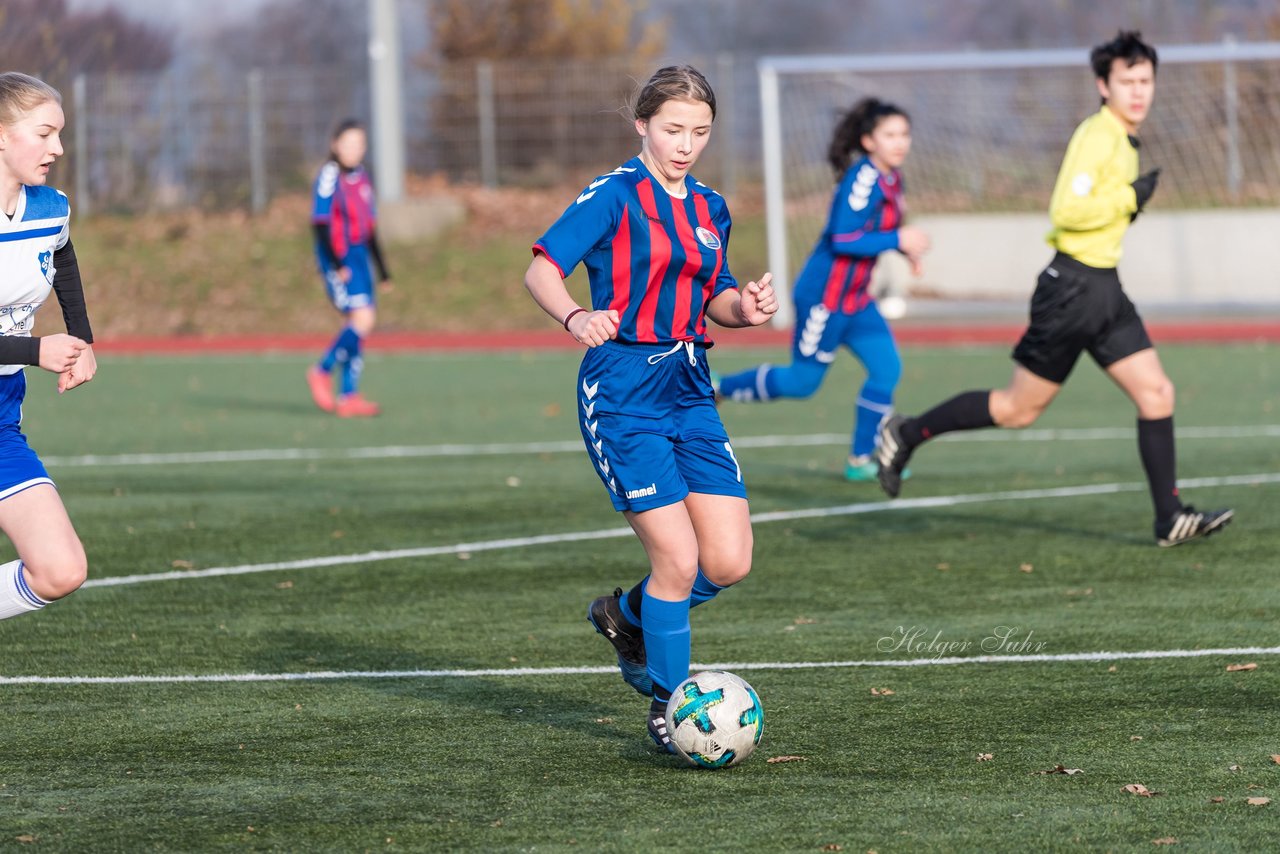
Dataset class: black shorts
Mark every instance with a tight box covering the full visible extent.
[1011,252,1153,384]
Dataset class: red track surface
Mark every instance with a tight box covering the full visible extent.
[94,320,1280,354]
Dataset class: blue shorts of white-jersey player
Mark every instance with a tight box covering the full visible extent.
[717,297,908,482]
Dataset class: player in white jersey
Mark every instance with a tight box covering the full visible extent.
[0,72,97,620]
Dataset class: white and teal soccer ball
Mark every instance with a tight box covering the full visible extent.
[665,671,764,769]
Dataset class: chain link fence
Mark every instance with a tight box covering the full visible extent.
[65,45,1279,216]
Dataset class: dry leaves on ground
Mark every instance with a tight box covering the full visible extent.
[1123,783,1162,797]
[1035,764,1084,775]
[1226,662,1258,672]
[1247,797,1271,806]
[870,688,895,696]
[767,755,806,764]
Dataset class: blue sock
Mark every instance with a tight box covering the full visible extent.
[641,591,690,701]
[853,386,894,457]
[622,568,726,629]
[718,364,774,401]
[690,568,725,607]
[321,326,358,374]
[339,333,365,396]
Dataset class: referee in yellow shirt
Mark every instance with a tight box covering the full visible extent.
[876,30,1233,547]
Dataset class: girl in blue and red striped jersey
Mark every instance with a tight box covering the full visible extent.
[717,98,931,481]
[305,119,391,418]
[524,65,777,754]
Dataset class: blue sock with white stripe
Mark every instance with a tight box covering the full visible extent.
[854,386,894,458]
[321,326,358,374]
[641,591,690,702]
[339,333,365,396]
[0,560,47,620]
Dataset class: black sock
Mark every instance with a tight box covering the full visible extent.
[902,390,996,447]
[1138,416,1182,519]
[624,577,648,625]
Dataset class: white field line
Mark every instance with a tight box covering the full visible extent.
[41,425,1280,468]
[81,471,1280,590]
[3,645,1279,686]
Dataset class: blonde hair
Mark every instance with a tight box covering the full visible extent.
[0,72,61,126]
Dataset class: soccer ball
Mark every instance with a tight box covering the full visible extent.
[665,670,764,769]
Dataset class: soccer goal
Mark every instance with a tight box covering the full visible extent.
[759,40,1280,327]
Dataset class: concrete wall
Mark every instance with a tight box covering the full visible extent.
[880,210,1280,307]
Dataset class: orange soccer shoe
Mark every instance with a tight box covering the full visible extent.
[336,393,381,418]
[306,366,336,413]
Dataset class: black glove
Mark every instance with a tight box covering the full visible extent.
[1130,168,1161,219]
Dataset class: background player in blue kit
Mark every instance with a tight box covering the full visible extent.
[0,73,97,620]
[716,98,930,481]
[306,119,391,418]
[524,66,778,753]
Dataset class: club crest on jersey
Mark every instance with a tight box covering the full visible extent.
[695,226,721,250]
[38,250,53,284]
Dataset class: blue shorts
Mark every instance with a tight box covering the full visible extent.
[0,372,53,501]
[577,341,747,513]
[321,243,374,312]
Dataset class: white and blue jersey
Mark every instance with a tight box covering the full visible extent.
[0,186,69,375]
[0,185,70,498]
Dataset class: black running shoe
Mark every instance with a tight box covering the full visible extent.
[587,588,651,696]
[1155,506,1234,547]
[647,696,675,754]
[875,413,914,499]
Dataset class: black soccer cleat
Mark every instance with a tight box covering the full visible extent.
[875,413,915,499]
[587,588,652,696]
[1155,506,1234,547]
[647,696,675,754]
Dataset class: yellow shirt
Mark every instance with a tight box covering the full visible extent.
[1045,106,1141,268]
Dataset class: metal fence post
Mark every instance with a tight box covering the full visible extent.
[73,73,89,218]
[1223,34,1242,201]
[248,69,267,214]
[477,60,498,188]
[717,52,737,198]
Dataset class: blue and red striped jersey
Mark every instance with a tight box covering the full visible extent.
[312,162,377,262]
[533,157,738,345]
[793,155,904,314]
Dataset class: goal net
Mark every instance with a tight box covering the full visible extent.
[759,42,1280,325]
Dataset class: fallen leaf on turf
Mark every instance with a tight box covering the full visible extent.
[977,753,994,762]
[767,755,806,763]
[275,580,293,589]
[1108,665,1118,673]
[1131,736,1143,742]
[1247,797,1271,806]
[1152,838,1177,846]
[1209,797,1225,803]
[1228,765,1242,771]
[1271,755,1280,764]
[171,559,194,569]
[793,617,816,625]
[15,836,35,844]
[594,717,613,724]
[1226,662,1257,672]
[1124,783,1161,796]
[1019,563,1034,573]
[936,562,950,571]
[1035,765,1084,775]
[870,688,895,696]
[819,845,842,852]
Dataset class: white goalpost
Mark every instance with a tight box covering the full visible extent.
[759,40,1280,328]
